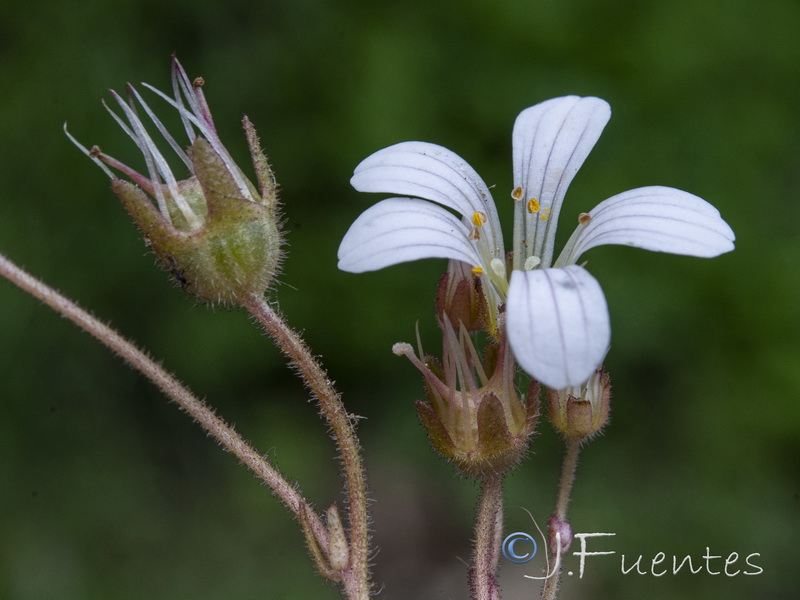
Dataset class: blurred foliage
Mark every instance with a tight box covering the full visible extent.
[1,0,799,598]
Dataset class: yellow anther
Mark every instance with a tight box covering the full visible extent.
[578,212,592,227]
[471,266,484,275]
[527,198,540,213]
[511,186,524,201]
[472,211,487,227]
[540,207,551,221]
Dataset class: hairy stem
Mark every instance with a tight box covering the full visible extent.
[242,293,371,600]
[540,439,582,600]
[0,252,327,545]
[472,474,504,600]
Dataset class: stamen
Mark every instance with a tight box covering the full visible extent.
[102,99,143,150]
[107,90,171,220]
[472,211,487,227]
[172,60,206,127]
[527,198,540,213]
[392,339,450,416]
[523,256,541,270]
[63,124,115,178]
[142,80,250,200]
[91,149,157,195]
[392,342,414,357]
[471,266,484,275]
[490,258,506,278]
[578,212,592,227]
[442,319,477,420]
[414,321,425,359]
[511,186,524,201]
[191,76,216,132]
[458,322,488,389]
[127,84,191,170]
[171,60,196,141]
[540,207,551,221]
[468,227,481,240]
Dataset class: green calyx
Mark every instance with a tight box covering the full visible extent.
[111,120,282,304]
[547,369,612,442]
[416,352,539,478]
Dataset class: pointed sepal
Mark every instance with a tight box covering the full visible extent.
[298,504,340,582]
[416,399,458,462]
[243,116,279,209]
[111,179,177,244]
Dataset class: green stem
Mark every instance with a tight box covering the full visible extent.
[242,293,371,600]
[540,439,582,600]
[0,252,327,543]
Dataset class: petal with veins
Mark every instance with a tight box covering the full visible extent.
[507,266,610,389]
[337,197,482,273]
[512,96,611,265]
[559,186,736,265]
[350,141,503,255]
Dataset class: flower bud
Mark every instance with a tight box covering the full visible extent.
[547,369,611,441]
[549,514,574,555]
[436,259,487,332]
[325,504,350,572]
[66,57,282,304]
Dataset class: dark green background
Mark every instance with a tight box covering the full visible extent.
[1,0,798,598]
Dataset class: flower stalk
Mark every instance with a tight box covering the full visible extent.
[540,369,611,600]
[471,474,504,600]
[242,293,371,600]
[540,439,581,600]
[60,57,372,598]
[0,252,327,544]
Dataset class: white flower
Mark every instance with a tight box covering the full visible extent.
[338,96,735,389]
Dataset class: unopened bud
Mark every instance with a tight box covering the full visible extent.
[549,514,573,554]
[325,504,349,572]
[436,259,487,331]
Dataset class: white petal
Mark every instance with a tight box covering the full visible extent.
[512,96,611,266]
[337,198,482,273]
[350,141,503,256]
[507,266,610,389]
[559,186,736,265]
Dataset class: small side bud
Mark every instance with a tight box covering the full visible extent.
[298,504,340,581]
[547,369,611,442]
[325,504,350,572]
[436,259,487,331]
[549,514,574,555]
